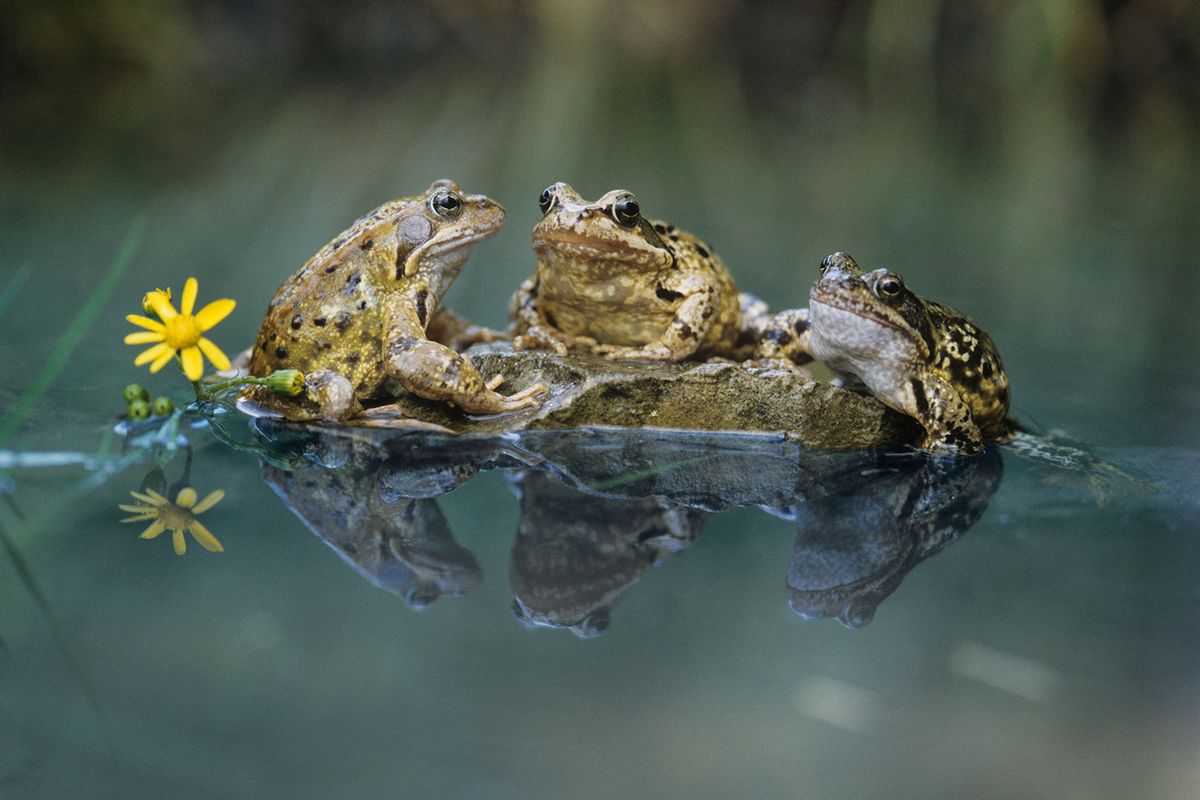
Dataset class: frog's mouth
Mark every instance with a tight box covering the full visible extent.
[533,229,670,268]
[402,227,500,277]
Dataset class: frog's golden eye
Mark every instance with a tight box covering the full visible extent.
[430,189,463,218]
[875,273,904,300]
[611,194,640,228]
[538,186,556,215]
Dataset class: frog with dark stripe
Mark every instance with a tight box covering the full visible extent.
[757,252,1013,455]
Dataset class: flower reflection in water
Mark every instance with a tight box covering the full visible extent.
[119,485,225,555]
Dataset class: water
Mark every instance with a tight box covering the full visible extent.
[3,28,1200,800]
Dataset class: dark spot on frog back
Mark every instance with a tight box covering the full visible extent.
[656,285,683,302]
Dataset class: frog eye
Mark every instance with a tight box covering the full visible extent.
[875,273,904,300]
[429,189,463,219]
[538,186,557,215]
[611,194,640,228]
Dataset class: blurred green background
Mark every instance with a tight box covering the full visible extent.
[2,0,1199,447]
[2,4,1200,799]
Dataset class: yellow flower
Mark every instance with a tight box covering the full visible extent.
[119,486,226,555]
[125,277,235,382]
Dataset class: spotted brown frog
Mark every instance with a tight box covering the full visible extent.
[511,182,766,361]
[757,252,1012,454]
[247,180,547,420]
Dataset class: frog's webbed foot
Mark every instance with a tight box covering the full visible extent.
[457,382,549,415]
[513,325,569,356]
[592,343,676,362]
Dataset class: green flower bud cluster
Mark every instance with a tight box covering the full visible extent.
[123,384,175,421]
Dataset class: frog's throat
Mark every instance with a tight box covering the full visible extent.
[403,228,498,278]
[809,293,909,337]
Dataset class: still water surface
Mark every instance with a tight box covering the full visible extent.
[1,70,1199,798]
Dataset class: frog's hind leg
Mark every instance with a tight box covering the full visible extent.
[907,374,985,455]
[753,308,813,370]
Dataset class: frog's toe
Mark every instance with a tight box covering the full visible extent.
[507,383,549,403]
[514,332,568,356]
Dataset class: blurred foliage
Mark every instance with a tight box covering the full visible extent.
[1,0,1197,137]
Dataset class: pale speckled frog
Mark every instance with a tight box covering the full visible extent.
[511,182,767,361]
[757,252,1013,455]
[247,180,547,420]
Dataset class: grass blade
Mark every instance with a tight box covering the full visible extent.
[0,217,146,449]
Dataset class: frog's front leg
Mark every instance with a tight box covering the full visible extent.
[509,277,596,355]
[594,273,719,361]
[383,292,547,414]
[754,308,813,370]
[903,373,985,455]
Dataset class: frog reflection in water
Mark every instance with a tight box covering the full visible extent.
[509,472,706,638]
[257,428,510,606]
[757,252,1013,455]
[788,448,1003,627]
[511,183,767,361]
[247,180,547,421]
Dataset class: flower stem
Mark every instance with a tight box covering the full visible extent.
[195,375,276,401]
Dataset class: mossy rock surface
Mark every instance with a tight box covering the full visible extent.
[374,342,921,449]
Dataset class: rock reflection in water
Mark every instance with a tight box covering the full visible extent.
[508,471,706,637]
[787,449,1004,628]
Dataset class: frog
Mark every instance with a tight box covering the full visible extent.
[246,180,547,421]
[510,182,767,362]
[756,252,1012,455]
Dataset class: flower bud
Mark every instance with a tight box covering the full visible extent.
[266,370,306,397]
[123,383,150,404]
[152,396,174,416]
[128,399,151,420]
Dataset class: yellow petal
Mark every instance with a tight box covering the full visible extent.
[124,330,164,345]
[194,298,235,331]
[118,503,154,513]
[187,520,223,553]
[197,338,232,371]
[181,277,198,316]
[149,291,178,321]
[173,528,186,555]
[139,520,167,539]
[149,347,176,373]
[126,314,166,332]
[191,489,225,515]
[130,490,168,506]
[121,514,158,523]
[175,487,197,507]
[134,342,170,366]
[180,346,203,381]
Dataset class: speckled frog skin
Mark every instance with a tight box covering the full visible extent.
[511,183,765,361]
[249,180,546,419]
[757,252,1013,455]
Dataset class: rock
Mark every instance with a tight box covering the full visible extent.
[367,342,921,449]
